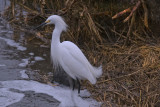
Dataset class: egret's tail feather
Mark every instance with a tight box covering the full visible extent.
[87,64,102,84]
[93,65,103,78]
[88,75,97,84]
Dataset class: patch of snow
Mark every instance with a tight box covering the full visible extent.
[0,37,26,51]
[0,88,24,107]
[0,26,4,29]
[31,61,35,64]
[40,45,49,48]
[20,70,29,79]
[34,56,45,61]
[28,52,34,56]
[0,64,6,67]
[0,30,8,33]
[1,80,100,107]
[7,30,13,34]
[18,58,29,67]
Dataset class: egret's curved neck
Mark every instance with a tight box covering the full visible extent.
[51,26,62,46]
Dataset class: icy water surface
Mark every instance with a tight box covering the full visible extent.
[0,1,100,107]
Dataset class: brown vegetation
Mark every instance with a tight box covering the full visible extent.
[3,0,160,106]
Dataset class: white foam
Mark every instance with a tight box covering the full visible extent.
[0,88,24,107]
[1,80,100,107]
[34,56,45,61]
[20,70,29,79]
[0,37,26,51]
[18,58,29,67]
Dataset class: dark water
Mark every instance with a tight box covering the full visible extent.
[0,0,54,76]
[0,1,60,106]
[0,16,52,80]
[0,1,25,80]
[0,0,68,88]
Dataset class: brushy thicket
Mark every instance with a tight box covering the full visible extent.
[3,0,160,106]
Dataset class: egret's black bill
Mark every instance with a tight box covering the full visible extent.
[33,22,47,30]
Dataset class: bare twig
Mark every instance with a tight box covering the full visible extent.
[112,7,131,19]
[124,1,141,23]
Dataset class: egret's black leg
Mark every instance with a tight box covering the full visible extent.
[72,79,75,91]
[77,78,81,94]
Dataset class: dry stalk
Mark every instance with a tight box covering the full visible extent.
[11,0,15,17]
[84,6,102,43]
[123,0,141,23]
[124,12,136,46]
[98,68,144,84]
[112,7,131,19]
[17,3,39,14]
[59,0,75,15]
[141,0,149,28]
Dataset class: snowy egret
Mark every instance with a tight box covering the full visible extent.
[35,15,102,93]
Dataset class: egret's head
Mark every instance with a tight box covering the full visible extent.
[34,15,67,31]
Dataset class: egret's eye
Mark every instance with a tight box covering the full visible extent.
[45,20,50,23]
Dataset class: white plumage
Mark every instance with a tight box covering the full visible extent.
[37,15,102,93]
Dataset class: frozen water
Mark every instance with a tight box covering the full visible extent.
[18,58,29,67]
[0,37,26,51]
[34,56,45,61]
[1,80,100,107]
[20,70,29,79]
[31,61,36,64]
[18,56,45,68]
[7,30,13,34]
[0,64,6,67]
[28,52,34,56]
[0,88,24,107]
[0,30,8,33]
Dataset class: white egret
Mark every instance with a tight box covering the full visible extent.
[35,15,102,93]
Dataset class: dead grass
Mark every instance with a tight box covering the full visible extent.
[84,45,160,106]
[3,0,160,106]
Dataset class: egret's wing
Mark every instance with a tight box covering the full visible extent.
[61,41,90,68]
[59,41,97,84]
